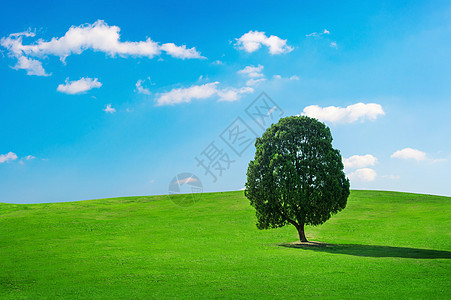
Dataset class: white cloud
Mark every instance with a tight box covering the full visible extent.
[13,56,50,76]
[235,31,293,55]
[238,65,264,78]
[238,65,266,86]
[57,77,102,94]
[391,148,426,161]
[306,29,337,49]
[246,78,266,86]
[0,152,18,163]
[103,104,116,113]
[273,74,299,81]
[348,168,377,182]
[306,29,331,38]
[343,154,377,169]
[1,20,204,76]
[156,82,254,105]
[136,79,151,95]
[156,82,219,106]
[306,32,320,38]
[160,43,204,59]
[217,87,254,102]
[301,102,385,124]
[18,155,36,165]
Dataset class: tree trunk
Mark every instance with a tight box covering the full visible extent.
[297,223,308,242]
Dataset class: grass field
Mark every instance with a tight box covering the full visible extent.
[1,190,450,299]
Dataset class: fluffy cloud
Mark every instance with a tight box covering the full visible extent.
[159,43,203,59]
[57,77,102,94]
[301,102,385,123]
[156,82,219,106]
[238,65,264,78]
[13,56,50,76]
[136,79,151,95]
[245,78,266,86]
[156,82,254,106]
[235,31,293,55]
[348,168,377,182]
[0,152,18,163]
[217,87,254,102]
[330,42,337,48]
[103,104,116,113]
[343,154,377,169]
[391,148,426,161]
[1,20,204,76]
[238,65,267,86]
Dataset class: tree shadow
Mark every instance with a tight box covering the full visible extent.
[279,242,451,259]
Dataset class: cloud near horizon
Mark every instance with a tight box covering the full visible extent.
[1,20,205,76]
[302,102,385,123]
[343,154,378,169]
[348,168,377,182]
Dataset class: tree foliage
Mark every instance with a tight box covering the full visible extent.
[245,116,350,241]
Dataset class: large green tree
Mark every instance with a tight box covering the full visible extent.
[245,116,350,242]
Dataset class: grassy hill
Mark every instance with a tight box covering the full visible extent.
[1,190,450,299]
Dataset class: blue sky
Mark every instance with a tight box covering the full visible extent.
[1,0,450,203]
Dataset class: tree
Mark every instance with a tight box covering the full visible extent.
[245,116,350,242]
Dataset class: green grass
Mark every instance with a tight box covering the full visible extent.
[0,190,450,299]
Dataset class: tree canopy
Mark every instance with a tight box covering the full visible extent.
[245,116,350,242]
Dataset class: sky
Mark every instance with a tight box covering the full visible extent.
[1,0,450,203]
